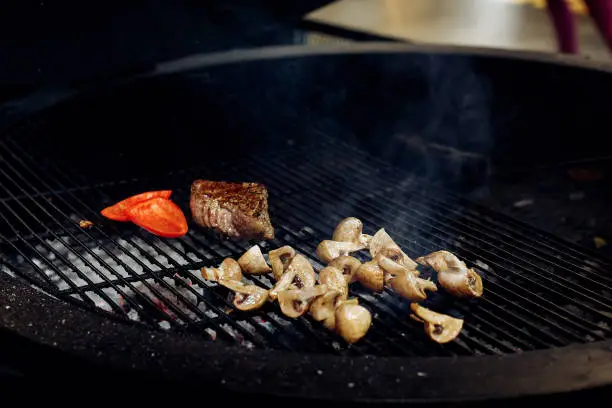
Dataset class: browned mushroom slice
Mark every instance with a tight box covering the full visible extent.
[318,266,348,300]
[289,254,317,290]
[310,290,344,330]
[375,253,434,300]
[389,271,437,301]
[316,240,365,264]
[335,303,372,344]
[375,253,417,277]
[332,217,372,247]
[269,266,297,301]
[438,268,483,298]
[374,253,418,285]
[369,228,418,269]
[219,279,269,311]
[269,246,296,281]
[329,255,362,284]
[269,254,316,300]
[278,285,328,318]
[354,260,384,292]
[201,258,243,282]
[416,250,463,271]
[237,245,271,275]
[416,250,483,298]
[409,303,464,344]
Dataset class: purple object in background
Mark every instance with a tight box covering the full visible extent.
[587,0,612,49]
[547,0,612,54]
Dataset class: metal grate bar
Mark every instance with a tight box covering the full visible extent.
[3,128,611,356]
[266,166,607,344]
[276,192,587,347]
[260,151,612,325]
[34,142,421,355]
[0,187,127,315]
[403,191,612,286]
[192,165,498,356]
[0,162,216,335]
[10,138,422,356]
[237,165,551,353]
[245,154,608,344]
[322,137,612,274]
[0,142,269,345]
[176,225,374,355]
[0,163,201,326]
[1,140,369,353]
[174,178,464,356]
[267,208,506,355]
[174,229,380,354]
[286,147,612,310]
[386,188,612,289]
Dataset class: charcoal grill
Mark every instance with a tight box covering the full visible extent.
[1,44,612,402]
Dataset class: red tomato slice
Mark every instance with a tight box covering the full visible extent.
[101,190,172,221]
[126,197,188,238]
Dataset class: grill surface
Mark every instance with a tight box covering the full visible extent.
[1,128,611,358]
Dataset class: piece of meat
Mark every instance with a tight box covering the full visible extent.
[190,180,275,240]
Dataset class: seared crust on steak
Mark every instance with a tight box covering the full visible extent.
[190,180,275,240]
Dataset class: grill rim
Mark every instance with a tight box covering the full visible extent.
[1,272,611,402]
[3,42,612,128]
[2,44,612,400]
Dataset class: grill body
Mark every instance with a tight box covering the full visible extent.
[1,44,612,401]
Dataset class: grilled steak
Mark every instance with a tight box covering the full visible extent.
[190,180,275,240]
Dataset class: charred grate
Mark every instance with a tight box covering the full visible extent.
[1,134,611,357]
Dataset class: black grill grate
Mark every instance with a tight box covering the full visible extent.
[1,131,611,357]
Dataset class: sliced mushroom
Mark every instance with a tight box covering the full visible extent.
[438,268,483,298]
[369,229,418,269]
[237,245,271,275]
[269,254,316,300]
[409,303,464,344]
[318,266,348,300]
[201,258,243,282]
[269,266,297,301]
[289,254,317,290]
[354,260,384,292]
[219,279,268,311]
[329,255,362,284]
[416,250,483,298]
[389,271,437,301]
[374,253,419,286]
[416,250,463,271]
[316,240,364,264]
[375,253,417,277]
[310,290,343,330]
[335,303,372,344]
[269,246,296,280]
[332,217,372,247]
[278,285,328,318]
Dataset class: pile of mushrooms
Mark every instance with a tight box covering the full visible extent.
[197,217,484,346]
[199,241,372,344]
[201,249,270,312]
[316,217,484,344]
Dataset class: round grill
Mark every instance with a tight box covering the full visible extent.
[1,44,612,401]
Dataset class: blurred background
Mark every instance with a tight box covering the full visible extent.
[307,0,610,58]
[0,0,609,100]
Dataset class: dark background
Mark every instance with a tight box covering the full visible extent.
[0,1,330,101]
